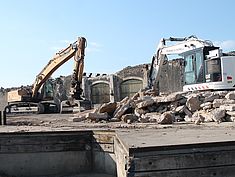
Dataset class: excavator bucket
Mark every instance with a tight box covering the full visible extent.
[60,99,91,114]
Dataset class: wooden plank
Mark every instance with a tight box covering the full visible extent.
[0,142,91,153]
[131,150,235,172]
[130,142,235,157]
[131,165,235,177]
[0,133,91,146]
[0,131,92,153]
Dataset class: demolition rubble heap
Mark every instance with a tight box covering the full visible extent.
[75,89,235,124]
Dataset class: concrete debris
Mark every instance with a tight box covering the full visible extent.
[194,115,205,125]
[121,114,138,123]
[200,102,212,110]
[203,92,220,102]
[136,99,155,109]
[210,108,226,123]
[158,112,174,124]
[72,89,235,125]
[98,102,117,116]
[220,104,235,111]
[225,91,235,100]
[186,95,201,112]
[213,99,224,108]
[86,112,109,122]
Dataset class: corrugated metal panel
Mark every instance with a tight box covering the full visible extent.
[91,83,110,104]
[120,79,143,100]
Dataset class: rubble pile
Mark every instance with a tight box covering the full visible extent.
[74,89,235,125]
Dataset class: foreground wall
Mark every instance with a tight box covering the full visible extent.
[0,131,117,177]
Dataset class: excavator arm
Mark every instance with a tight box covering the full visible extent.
[32,37,86,99]
[69,37,86,100]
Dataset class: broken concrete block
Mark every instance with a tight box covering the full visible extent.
[149,117,157,123]
[136,99,155,109]
[178,97,187,105]
[183,106,193,117]
[156,104,168,113]
[86,112,109,121]
[200,102,212,110]
[98,102,117,115]
[184,116,193,122]
[147,105,158,112]
[121,114,138,123]
[215,90,229,97]
[213,99,225,108]
[134,108,149,117]
[225,91,235,100]
[164,92,183,102]
[191,110,212,122]
[194,115,205,125]
[224,99,235,104]
[220,104,235,111]
[143,112,161,121]
[226,116,235,122]
[131,92,140,100]
[225,111,235,116]
[210,108,225,123]
[186,95,201,112]
[113,98,133,119]
[109,117,121,122]
[154,92,184,103]
[138,117,150,123]
[113,103,130,120]
[175,105,185,113]
[204,93,220,102]
[158,112,174,124]
[192,111,206,124]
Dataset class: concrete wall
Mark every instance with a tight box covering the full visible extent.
[0,61,184,110]
[0,131,117,177]
[80,60,183,105]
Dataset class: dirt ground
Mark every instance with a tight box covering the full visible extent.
[1,113,235,143]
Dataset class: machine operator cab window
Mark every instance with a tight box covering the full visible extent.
[182,47,222,85]
[182,48,204,85]
[205,49,222,83]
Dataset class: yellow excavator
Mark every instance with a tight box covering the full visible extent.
[5,37,91,114]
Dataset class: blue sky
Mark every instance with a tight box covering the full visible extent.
[1,0,235,88]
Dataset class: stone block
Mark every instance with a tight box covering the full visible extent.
[86,112,109,121]
[186,95,201,112]
[98,102,117,115]
[210,108,226,123]
[158,112,174,124]
[121,114,138,123]
[225,91,235,100]
[200,102,212,110]
[220,104,235,111]
[204,93,220,102]
[136,99,155,109]
[213,99,225,108]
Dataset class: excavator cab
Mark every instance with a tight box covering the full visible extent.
[181,46,219,85]
[182,46,235,91]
